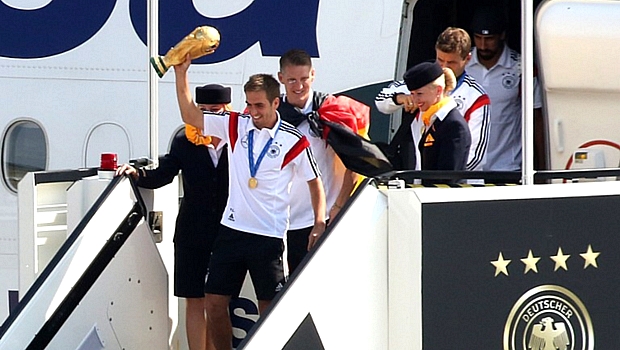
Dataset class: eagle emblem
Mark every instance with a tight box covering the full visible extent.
[528,317,569,350]
[504,285,593,350]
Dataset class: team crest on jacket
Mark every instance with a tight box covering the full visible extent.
[453,97,464,111]
[267,142,281,158]
[502,72,519,89]
[503,285,593,350]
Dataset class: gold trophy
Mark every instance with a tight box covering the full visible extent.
[150,26,220,78]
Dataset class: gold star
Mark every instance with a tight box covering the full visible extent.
[580,245,600,269]
[550,247,570,271]
[491,252,511,277]
[520,250,541,274]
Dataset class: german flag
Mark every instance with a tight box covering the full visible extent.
[317,95,393,177]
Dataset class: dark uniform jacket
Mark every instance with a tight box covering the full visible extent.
[383,107,471,185]
[137,132,228,246]
[419,107,471,171]
[381,111,419,170]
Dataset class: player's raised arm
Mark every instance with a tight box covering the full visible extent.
[174,54,204,130]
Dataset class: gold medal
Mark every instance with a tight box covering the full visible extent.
[248,177,258,189]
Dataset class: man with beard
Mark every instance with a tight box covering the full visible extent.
[466,4,543,171]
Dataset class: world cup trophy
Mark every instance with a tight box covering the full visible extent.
[150,26,220,78]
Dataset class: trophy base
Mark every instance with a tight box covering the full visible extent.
[150,56,168,78]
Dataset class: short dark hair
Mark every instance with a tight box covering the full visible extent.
[244,74,280,103]
[435,27,471,60]
[279,49,312,71]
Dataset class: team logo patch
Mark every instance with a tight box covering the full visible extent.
[240,134,249,149]
[502,72,519,89]
[267,143,281,158]
[453,97,464,111]
[503,285,594,350]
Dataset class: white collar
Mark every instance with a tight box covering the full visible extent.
[283,89,314,114]
[245,111,282,138]
[433,98,458,122]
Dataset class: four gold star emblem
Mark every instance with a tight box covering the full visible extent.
[489,245,602,276]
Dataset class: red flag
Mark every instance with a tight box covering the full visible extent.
[317,95,370,139]
[316,95,392,177]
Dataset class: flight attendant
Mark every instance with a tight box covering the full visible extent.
[404,61,472,182]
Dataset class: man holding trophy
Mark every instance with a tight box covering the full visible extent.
[167,28,326,348]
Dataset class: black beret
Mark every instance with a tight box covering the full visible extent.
[470,5,506,35]
[403,61,443,91]
[195,84,231,104]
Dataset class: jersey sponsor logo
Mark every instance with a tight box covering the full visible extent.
[1,0,319,62]
[241,134,249,149]
[503,285,594,350]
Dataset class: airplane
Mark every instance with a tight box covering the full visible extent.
[1,0,620,348]
[0,0,405,346]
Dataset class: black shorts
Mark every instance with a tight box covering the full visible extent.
[174,241,212,298]
[205,226,285,301]
[286,226,312,274]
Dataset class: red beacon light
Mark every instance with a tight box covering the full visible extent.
[98,152,117,179]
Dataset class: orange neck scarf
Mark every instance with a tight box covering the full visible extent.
[185,124,212,146]
[421,97,451,126]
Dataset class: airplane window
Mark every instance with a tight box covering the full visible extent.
[1,120,48,193]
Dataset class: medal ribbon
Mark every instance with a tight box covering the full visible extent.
[248,124,279,179]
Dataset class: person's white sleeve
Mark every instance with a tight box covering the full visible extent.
[375,80,410,114]
[203,111,232,141]
[464,96,491,171]
[293,141,321,182]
